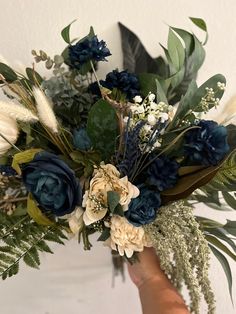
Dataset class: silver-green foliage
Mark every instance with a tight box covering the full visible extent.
[0,212,67,280]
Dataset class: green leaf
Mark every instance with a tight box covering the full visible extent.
[113,203,124,217]
[26,68,43,85]
[139,73,161,96]
[205,228,236,253]
[206,150,236,193]
[23,251,39,269]
[209,244,233,303]
[189,17,208,45]
[107,191,120,213]
[11,148,42,175]
[223,220,236,237]
[222,192,236,210]
[61,19,76,44]
[169,79,198,128]
[0,62,17,83]
[97,227,110,242]
[192,74,226,112]
[171,28,194,56]
[155,79,168,103]
[87,99,119,161]
[36,240,53,254]
[27,194,55,226]
[206,235,236,262]
[168,28,185,70]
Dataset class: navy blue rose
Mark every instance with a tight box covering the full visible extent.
[125,186,161,227]
[100,70,140,101]
[146,155,179,191]
[73,128,92,151]
[21,152,82,216]
[69,35,111,70]
[184,120,229,166]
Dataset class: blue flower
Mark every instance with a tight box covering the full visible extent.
[184,120,230,166]
[22,152,81,216]
[69,35,111,70]
[146,155,179,191]
[73,128,92,151]
[125,186,161,226]
[100,70,140,101]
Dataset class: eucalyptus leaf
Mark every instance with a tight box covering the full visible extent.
[155,79,168,103]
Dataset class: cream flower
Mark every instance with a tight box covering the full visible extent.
[83,164,139,225]
[108,216,152,258]
[68,207,84,234]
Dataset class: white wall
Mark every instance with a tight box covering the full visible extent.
[0,1,236,313]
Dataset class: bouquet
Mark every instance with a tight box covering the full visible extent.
[0,17,236,313]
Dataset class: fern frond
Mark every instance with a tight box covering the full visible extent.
[204,150,236,192]
[0,211,67,280]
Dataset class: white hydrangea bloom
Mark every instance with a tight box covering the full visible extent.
[108,216,152,258]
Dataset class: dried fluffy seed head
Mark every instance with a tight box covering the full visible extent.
[0,101,38,123]
[144,201,216,314]
[33,87,58,133]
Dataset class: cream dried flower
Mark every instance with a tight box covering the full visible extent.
[83,164,139,225]
[0,113,19,155]
[68,207,84,234]
[108,216,152,258]
[0,101,38,122]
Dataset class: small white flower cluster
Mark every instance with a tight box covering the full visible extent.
[124,93,174,149]
[200,82,226,113]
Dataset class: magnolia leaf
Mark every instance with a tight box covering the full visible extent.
[87,99,119,161]
[161,164,221,203]
[178,165,205,176]
[119,22,160,74]
[27,194,54,226]
[61,19,76,44]
[209,244,233,303]
[97,227,111,242]
[0,62,17,83]
[11,148,42,175]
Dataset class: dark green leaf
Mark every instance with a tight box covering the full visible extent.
[26,68,43,85]
[87,99,119,161]
[97,227,110,242]
[209,244,233,303]
[113,204,124,217]
[206,235,236,262]
[119,23,161,74]
[189,17,208,45]
[0,63,17,83]
[168,28,185,70]
[223,220,236,237]
[61,19,76,44]
[222,192,236,210]
[107,191,120,213]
